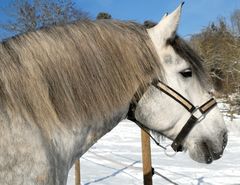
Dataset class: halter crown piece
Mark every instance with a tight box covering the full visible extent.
[128,79,217,153]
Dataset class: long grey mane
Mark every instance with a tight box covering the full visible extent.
[0,20,162,135]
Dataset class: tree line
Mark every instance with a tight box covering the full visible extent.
[190,13,240,117]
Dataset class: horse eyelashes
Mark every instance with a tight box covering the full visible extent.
[180,69,192,78]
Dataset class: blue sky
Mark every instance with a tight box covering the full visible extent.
[75,0,240,37]
[0,0,239,39]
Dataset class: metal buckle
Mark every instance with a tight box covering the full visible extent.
[192,106,205,121]
[164,144,177,157]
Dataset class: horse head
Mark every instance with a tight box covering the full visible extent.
[133,3,228,164]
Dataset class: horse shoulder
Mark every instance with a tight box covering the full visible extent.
[0,116,63,185]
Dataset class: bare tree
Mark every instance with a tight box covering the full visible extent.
[231,9,240,35]
[0,0,89,35]
[190,17,240,117]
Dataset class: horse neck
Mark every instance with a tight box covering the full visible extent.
[54,104,129,169]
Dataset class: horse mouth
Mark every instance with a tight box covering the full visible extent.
[201,142,213,164]
[188,130,228,164]
[200,141,224,164]
[188,139,226,164]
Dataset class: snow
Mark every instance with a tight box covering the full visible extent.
[67,117,240,185]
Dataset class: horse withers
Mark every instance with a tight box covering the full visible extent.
[0,3,227,185]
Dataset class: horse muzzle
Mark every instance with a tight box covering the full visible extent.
[188,130,228,164]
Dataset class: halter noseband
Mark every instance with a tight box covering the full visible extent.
[128,79,217,152]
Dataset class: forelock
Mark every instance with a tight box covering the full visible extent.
[167,35,210,89]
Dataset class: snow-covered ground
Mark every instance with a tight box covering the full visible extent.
[67,117,240,185]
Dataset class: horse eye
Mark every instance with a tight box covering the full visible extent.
[180,68,192,78]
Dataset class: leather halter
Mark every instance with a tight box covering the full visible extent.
[128,79,217,152]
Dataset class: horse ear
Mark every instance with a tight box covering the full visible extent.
[147,2,184,45]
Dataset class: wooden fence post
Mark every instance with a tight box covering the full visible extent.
[75,159,81,185]
[141,129,153,185]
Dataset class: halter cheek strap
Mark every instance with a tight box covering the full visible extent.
[128,79,217,153]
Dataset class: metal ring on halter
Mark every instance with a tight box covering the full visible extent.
[164,144,177,157]
[192,106,205,121]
